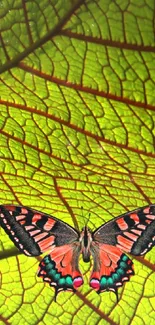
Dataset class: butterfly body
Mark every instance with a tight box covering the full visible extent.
[0,204,154,300]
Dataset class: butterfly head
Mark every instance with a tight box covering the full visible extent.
[80,226,92,263]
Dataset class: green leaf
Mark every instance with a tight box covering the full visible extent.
[0,0,155,324]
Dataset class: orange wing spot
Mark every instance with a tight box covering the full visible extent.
[38,236,55,252]
[21,208,29,214]
[116,218,128,230]
[146,220,151,224]
[124,231,138,241]
[32,214,43,223]
[143,207,150,213]
[117,235,133,250]
[34,232,47,242]
[20,220,26,225]
[129,213,139,224]
[44,218,56,231]
[146,214,155,220]
[4,205,16,211]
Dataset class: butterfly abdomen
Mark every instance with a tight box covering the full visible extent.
[80,227,92,262]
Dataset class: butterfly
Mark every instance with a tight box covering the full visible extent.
[0,204,155,301]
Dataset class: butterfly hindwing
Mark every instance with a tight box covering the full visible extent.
[0,205,79,256]
[90,244,134,297]
[38,244,83,299]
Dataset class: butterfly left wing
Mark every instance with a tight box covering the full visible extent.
[38,244,83,299]
[91,204,155,296]
[0,205,83,296]
[0,205,79,256]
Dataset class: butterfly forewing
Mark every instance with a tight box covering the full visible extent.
[93,205,155,256]
[0,205,79,256]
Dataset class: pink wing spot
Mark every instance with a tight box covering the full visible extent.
[34,233,47,242]
[126,269,133,274]
[38,236,55,251]
[137,224,146,230]
[130,213,139,224]
[0,213,4,218]
[32,214,43,224]
[141,249,147,255]
[44,277,52,283]
[117,235,133,250]
[143,207,150,213]
[23,250,31,256]
[73,277,83,288]
[90,279,100,290]
[116,282,122,286]
[25,225,35,231]
[116,218,128,230]
[29,230,41,236]
[16,215,26,221]
[44,218,56,231]
[146,214,155,220]
[14,237,19,242]
[124,231,138,241]
[132,229,142,235]
[11,230,15,236]
[6,225,11,230]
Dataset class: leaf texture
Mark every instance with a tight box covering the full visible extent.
[0,1,155,325]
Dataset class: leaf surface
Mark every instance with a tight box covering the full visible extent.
[0,1,155,324]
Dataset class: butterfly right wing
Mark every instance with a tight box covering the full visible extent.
[90,243,134,297]
[93,204,155,256]
[90,204,155,297]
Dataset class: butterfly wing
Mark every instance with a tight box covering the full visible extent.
[38,244,83,299]
[0,205,83,296]
[90,243,134,297]
[91,205,155,296]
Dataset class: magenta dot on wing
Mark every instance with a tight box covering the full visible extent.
[73,277,83,288]
[90,279,100,289]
